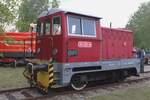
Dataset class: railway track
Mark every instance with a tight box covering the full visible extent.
[1,72,150,100]
[0,87,39,100]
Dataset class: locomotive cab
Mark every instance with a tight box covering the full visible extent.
[23,8,140,93]
[35,8,101,63]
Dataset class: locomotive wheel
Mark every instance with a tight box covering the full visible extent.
[71,75,87,91]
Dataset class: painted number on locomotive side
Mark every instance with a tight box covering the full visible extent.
[78,41,92,48]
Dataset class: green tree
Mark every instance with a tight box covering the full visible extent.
[126,1,150,49]
[0,0,17,33]
[17,0,60,32]
[17,0,49,32]
[51,0,60,8]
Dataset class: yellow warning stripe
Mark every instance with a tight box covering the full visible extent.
[49,79,54,84]
[48,64,54,85]
[49,73,54,78]
[48,67,53,72]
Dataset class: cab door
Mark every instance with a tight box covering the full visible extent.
[36,17,52,60]
[50,14,64,62]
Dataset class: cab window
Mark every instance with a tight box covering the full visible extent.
[36,21,40,36]
[82,19,96,36]
[52,16,61,35]
[40,23,44,36]
[68,17,81,35]
[36,21,44,36]
[45,21,50,35]
[68,16,96,37]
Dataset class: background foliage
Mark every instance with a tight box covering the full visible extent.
[0,0,60,32]
[16,0,49,32]
[16,0,60,32]
[126,1,150,49]
[0,0,17,32]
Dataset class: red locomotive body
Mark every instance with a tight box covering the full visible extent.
[101,27,133,60]
[36,13,133,63]
[24,8,140,93]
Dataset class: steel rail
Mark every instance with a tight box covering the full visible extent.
[0,87,32,94]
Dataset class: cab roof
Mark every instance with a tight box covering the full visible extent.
[38,8,102,19]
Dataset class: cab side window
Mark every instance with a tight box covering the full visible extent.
[82,19,95,36]
[36,22,41,36]
[40,23,44,36]
[45,21,50,35]
[52,16,61,35]
[68,16,96,37]
[68,17,81,35]
[36,22,44,36]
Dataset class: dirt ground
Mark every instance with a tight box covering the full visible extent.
[0,67,28,90]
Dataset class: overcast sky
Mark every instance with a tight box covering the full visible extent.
[59,0,149,28]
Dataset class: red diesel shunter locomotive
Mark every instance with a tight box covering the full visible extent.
[23,8,140,93]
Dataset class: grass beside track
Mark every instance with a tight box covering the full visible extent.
[90,86,150,100]
[0,67,28,90]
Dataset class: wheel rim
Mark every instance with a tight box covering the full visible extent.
[71,76,87,91]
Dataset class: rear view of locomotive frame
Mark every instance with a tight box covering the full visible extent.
[23,8,140,93]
